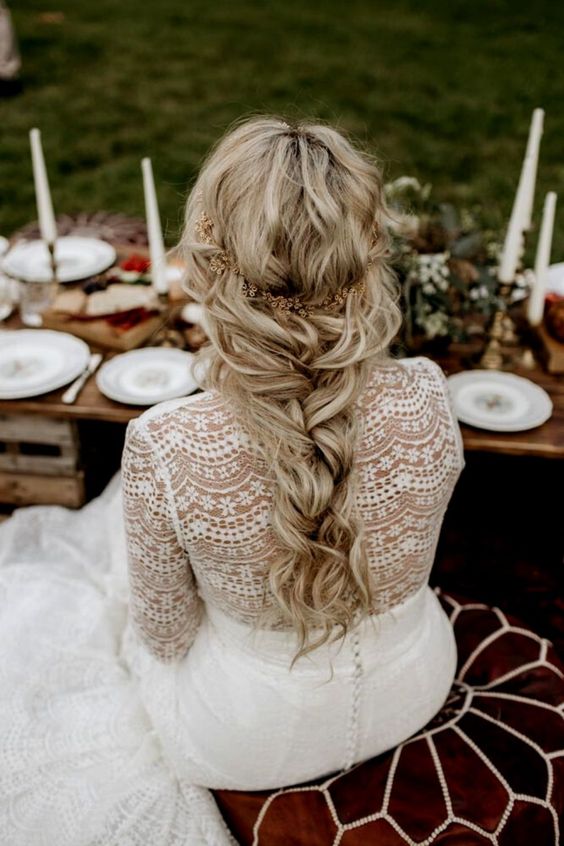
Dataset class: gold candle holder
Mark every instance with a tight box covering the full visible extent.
[478,284,540,371]
[478,309,506,369]
[498,284,520,345]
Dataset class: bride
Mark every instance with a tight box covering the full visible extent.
[0,117,464,845]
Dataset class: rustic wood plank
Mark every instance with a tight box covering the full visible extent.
[0,413,76,444]
[0,470,85,507]
[0,413,79,474]
[0,453,77,475]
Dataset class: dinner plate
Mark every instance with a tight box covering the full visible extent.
[1,237,116,283]
[447,370,553,432]
[96,347,200,406]
[0,329,91,399]
[546,262,564,297]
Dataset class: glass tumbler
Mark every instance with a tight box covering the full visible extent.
[18,278,58,327]
[0,273,18,323]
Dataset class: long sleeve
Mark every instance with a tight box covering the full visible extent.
[121,417,203,663]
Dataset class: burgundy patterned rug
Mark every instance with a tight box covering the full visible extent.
[214,588,564,845]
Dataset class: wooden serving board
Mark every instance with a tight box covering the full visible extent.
[38,241,186,351]
[41,308,168,351]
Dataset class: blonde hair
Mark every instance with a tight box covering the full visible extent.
[180,117,402,662]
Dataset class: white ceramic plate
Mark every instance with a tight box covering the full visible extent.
[547,262,564,297]
[1,237,116,283]
[447,370,553,432]
[96,347,200,406]
[0,329,91,399]
[0,236,9,257]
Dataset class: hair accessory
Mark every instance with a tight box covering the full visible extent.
[241,280,365,317]
[196,210,372,317]
[196,211,240,275]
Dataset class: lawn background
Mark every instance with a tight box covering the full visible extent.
[2,0,563,259]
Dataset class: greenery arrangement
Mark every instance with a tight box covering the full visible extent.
[385,177,530,351]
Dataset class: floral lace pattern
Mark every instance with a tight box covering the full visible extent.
[121,356,465,662]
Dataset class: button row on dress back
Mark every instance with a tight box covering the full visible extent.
[342,619,364,772]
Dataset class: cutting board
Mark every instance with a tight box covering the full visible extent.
[41,307,168,351]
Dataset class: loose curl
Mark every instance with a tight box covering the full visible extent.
[180,117,402,662]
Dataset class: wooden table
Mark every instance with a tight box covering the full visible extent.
[0,311,167,507]
[0,312,164,424]
[434,344,564,460]
[1,327,562,457]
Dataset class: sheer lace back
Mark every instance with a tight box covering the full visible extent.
[121,356,465,661]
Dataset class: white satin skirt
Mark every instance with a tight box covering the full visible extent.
[129,580,458,791]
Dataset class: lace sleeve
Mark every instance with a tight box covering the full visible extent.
[121,417,203,663]
[422,357,466,471]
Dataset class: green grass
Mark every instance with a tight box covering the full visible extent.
[2,0,564,258]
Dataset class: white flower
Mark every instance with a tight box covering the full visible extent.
[411,252,450,292]
[418,311,449,339]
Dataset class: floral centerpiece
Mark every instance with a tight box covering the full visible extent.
[385,177,530,352]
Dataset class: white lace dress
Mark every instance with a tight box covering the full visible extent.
[0,356,464,846]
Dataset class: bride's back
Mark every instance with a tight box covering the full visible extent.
[126,353,464,629]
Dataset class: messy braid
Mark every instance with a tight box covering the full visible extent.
[180,116,402,661]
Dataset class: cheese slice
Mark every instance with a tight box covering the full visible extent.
[85,284,158,316]
[51,288,88,314]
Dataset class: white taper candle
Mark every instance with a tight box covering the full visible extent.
[498,180,527,283]
[29,128,57,246]
[520,108,544,232]
[141,157,168,295]
[528,191,557,326]
[498,108,545,283]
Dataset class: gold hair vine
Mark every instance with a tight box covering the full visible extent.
[196,210,372,317]
[241,279,366,318]
[195,211,240,276]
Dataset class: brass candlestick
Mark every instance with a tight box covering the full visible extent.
[498,284,520,345]
[479,279,539,371]
[479,309,506,369]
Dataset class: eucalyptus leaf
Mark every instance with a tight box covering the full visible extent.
[451,231,483,259]
[438,203,460,236]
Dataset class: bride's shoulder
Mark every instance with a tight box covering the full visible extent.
[397,355,448,385]
[127,389,231,443]
[362,355,447,397]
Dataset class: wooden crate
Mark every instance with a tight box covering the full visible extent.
[0,413,85,507]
